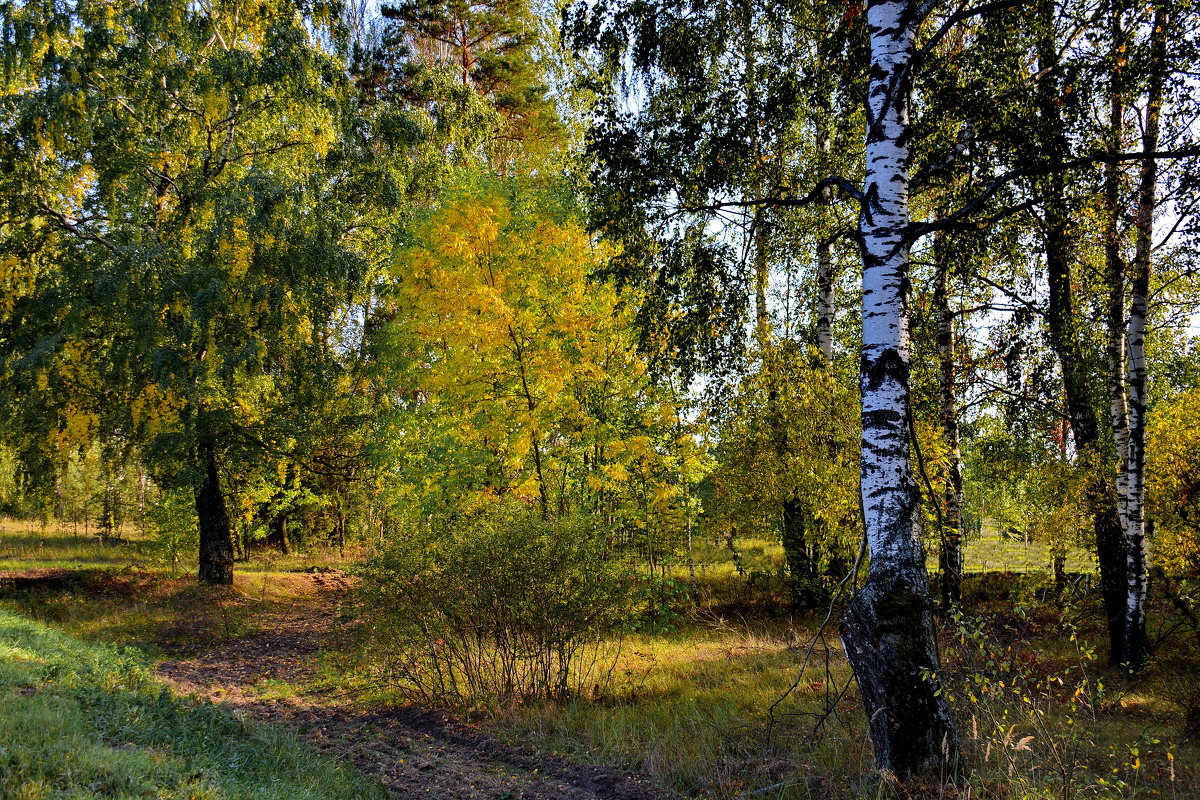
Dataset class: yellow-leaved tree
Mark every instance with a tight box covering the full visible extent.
[373,177,696,554]
[1148,388,1200,578]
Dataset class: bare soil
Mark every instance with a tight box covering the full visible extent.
[154,572,679,800]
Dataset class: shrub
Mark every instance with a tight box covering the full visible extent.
[356,507,636,707]
[145,488,198,573]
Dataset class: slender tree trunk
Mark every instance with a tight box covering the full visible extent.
[268,512,290,555]
[1123,2,1167,672]
[507,324,551,520]
[783,497,820,608]
[840,0,958,777]
[816,238,836,365]
[195,438,235,585]
[934,231,964,610]
[1105,2,1131,540]
[755,225,771,348]
[744,0,771,352]
[815,99,836,367]
[137,466,148,534]
[1046,204,1127,665]
[1036,0,1128,665]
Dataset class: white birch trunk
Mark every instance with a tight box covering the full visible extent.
[1123,3,1167,671]
[839,0,958,777]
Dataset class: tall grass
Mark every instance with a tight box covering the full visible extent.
[491,619,881,798]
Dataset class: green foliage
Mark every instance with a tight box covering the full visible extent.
[937,603,1167,800]
[964,415,1092,560]
[706,342,860,591]
[0,444,22,514]
[356,505,636,706]
[563,0,865,377]
[371,0,562,150]
[0,608,383,800]
[0,0,391,569]
[145,487,198,574]
[1148,388,1200,568]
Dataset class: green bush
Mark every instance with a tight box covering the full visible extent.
[145,488,198,573]
[357,507,636,707]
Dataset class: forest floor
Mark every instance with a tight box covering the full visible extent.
[4,525,1200,799]
[133,570,681,800]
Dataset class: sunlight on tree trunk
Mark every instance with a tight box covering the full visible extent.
[839,0,959,777]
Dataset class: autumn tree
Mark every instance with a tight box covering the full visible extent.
[0,0,376,583]
[372,175,693,547]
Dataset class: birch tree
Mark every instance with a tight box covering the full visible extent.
[834,0,960,775]
[1120,0,1168,671]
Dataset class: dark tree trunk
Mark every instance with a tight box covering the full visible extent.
[195,439,234,585]
[934,231,964,610]
[1045,208,1127,666]
[843,564,958,776]
[1035,0,1127,666]
[267,512,290,555]
[782,497,820,609]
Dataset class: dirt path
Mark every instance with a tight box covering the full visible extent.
[155,573,679,800]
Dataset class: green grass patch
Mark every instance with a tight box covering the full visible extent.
[474,601,1200,799]
[0,569,340,654]
[0,515,362,575]
[0,526,154,572]
[0,607,384,800]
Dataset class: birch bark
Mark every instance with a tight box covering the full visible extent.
[839,0,959,776]
[1123,2,1167,672]
[816,237,836,365]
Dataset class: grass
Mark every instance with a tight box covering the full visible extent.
[0,516,359,650]
[0,568,344,653]
[5,516,1200,799]
[480,590,1200,799]
[0,524,154,571]
[0,607,385,800]
[0,516,359,575]
[491,617,876,798]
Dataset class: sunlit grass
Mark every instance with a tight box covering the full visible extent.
[4,514,1197,799]
[482,616,876,798]
[0,608,384,800]
[0,517,155,571]
[0,567,341,653]
[0,515,360,575]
